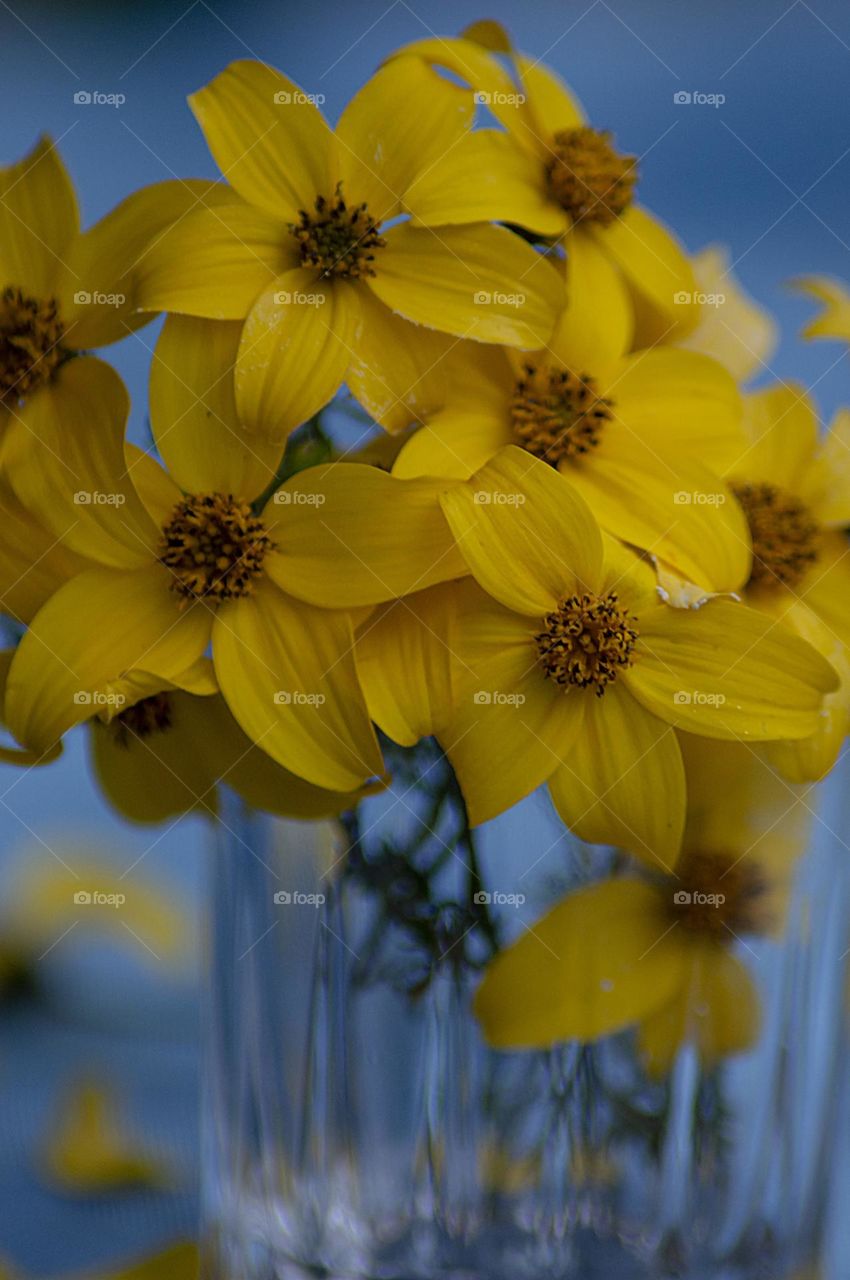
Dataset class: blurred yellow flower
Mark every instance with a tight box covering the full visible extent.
[42,1080,172,1194]
[431,448,836,862]
[793,274,850,343]
[677,244,779,383]
[475,736,808,1072]
[134,57,563,442]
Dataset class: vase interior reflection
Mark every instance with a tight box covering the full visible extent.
[202,743,849,1280]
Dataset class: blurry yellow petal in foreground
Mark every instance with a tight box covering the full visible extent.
[9,857,190,968]
[793,274,850,343]
[678,245,778,383]
[42,1081,172,1194]
[76,1243,198,1280]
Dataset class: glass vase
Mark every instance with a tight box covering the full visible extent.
[201,743,850,1280]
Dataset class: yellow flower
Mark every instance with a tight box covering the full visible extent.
[2,319,474,791]
[0,136,221,439]
[726,384,850,781]
[676,244,778,383]
[394,248,750,593]
[42,1080,172,1194]
[426,447,836,863]
[793,274,850,344]
[474,735,808,1073]
[134,57,563,443]
[392,32,697,340]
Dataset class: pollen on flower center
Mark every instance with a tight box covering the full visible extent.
[512,363,613,466]
[159,493,274,604]
[113,693,173,746]
[535,591,638,696]
[290,184,386,280]
[732,481,820,591]
[546,126,638,226]
[0,285,65,403]
[671,852,771,938]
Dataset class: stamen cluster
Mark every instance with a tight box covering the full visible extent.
[159,493,274,604]
[512,363,613,465]
[535,591,638,695]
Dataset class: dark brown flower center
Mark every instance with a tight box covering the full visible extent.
[511,363,613,466]
[290,184,386,280]
[535,591,638,695]
[0,286,65,404]
[113,693,173,746]
[546,127,637,226]
[732,481,820,591]
[159,493,274,604]
[669,851,771,938]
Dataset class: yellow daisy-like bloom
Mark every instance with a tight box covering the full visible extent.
[394,246,751,594]
[792,274,850,344]
[392,32,698,341]
[0,136,222,441]
[418,448,836,864]
[474,736,808,1073]
[133,56,563,443]
[724,384,850,782]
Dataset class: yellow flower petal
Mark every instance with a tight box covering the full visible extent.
[589,204,698,340]
[732,382,819,489]
[355,581,465,746]
[799,530,850,650]
[550,230,633,373]
[805,407,850,527]
[792,273,850,343]
[627,599,838,741]
[0,649,62,766]
[6,564,212,754]
[610,347,745,470]
[124,444,182,529]
[265,464,467,606]
[0,484,91,624]
[212,579,383,791]
[0,136,78,296]
[474,879,688,1048]
[677,245,778,383]
[393,408,509,481]
[547,682,685,870]
[3,357,160,568]
[235,271,358,443]
[406,129,566,236]
[189,60,333,220]
[150,315,281,496]
[439,446,604,615]
[134,198,294,319]
[57,179,226,348]
[515,53,586,144]
[336,56,474,219]
[42,1081,170,1193]
[391,38,533,142]
[567,449,751,594]
[371,223,561,348]
[441,585,583,824]
[638,945,759,1076]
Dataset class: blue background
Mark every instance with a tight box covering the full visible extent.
[2,0,850,1271]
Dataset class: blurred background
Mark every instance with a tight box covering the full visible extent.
[2,0,850,1272]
